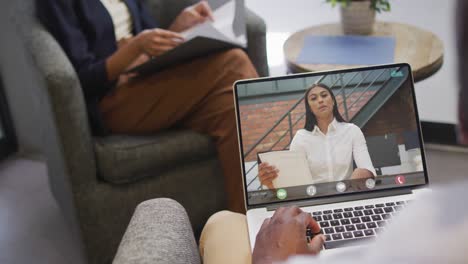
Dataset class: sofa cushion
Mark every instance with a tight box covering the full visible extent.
[95,130,217,184]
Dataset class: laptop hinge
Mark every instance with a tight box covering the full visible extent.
[265,188,413,211]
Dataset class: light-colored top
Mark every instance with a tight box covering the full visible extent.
[285,181,468,264]
[290,119,376,183]
[100,0,134,41]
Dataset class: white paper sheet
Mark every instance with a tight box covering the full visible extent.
[258,151,314,189]
[180,0,246,46]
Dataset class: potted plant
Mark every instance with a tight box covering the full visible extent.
[326,0,391,35]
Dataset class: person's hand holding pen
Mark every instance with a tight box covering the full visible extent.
[108,31,184,85]
[106,2,215,82]
[258,162,279,189]
[252,206,325,264]
[134,29,185,57]
[169,1,215,32]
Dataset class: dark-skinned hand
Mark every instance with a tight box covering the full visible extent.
[252,206,326,264]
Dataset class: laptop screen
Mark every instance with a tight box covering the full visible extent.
[234,64,428,207]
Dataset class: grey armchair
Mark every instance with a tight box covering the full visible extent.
[11,0,268,263]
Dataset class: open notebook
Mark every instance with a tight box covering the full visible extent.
[128,0,246,76]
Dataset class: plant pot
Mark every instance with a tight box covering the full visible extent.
[340,0,376,35]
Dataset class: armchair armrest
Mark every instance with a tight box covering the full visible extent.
[245,8,269,77]
[113,198,201,264]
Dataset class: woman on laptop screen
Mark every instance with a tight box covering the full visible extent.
[259,83,376,189]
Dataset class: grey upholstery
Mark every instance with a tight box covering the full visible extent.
[245,8,269,78]
[113,198,201,264]
[95,131,217,184]
[11,0,267,263]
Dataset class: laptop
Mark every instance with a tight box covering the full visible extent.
[233,63,430,255]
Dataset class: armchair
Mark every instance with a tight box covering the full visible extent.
[12,0,268,263]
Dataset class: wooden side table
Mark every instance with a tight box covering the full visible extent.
[283,22,444,82]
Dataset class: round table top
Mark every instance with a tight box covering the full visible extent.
[283,22,444,82]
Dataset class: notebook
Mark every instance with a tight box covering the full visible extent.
[128,0,246,76]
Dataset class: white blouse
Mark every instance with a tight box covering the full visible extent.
[100,0,134,41]
[290,119,376,183]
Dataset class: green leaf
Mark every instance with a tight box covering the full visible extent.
[326,0,353,8]
[383,2,391,11]
[369,0,391,12]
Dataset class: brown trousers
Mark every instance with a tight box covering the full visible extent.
[99,49,258,213]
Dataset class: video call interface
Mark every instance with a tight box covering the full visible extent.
[236,65,428,206]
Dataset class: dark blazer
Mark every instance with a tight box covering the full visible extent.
[37,0,158,134]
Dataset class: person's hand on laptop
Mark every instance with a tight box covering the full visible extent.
[252,206,325,264]
[258,162,279,189]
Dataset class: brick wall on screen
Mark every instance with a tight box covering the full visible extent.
[239,94,376,162]
[239,99,306,162]
[239,79,416,162]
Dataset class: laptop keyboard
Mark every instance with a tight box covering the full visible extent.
[306,200,409,249]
